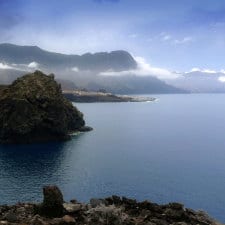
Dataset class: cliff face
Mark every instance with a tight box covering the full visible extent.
[0,71,87,144]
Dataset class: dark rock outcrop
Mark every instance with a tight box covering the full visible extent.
[39,186,64,217]
[0,70,90,144]
[0,186,222,225]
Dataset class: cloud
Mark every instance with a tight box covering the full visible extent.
[100,56,180,79]
[187,68,224,74]
[0,63,13,69]
[162,35,171,41]
[158,33,193,45]
[0,61,41,71]
[71,67,79,72]
[174,37,193,44]
[28,62,39,69]
[218,76,225,82]
[189,67,201,72]
[201,69,217,74]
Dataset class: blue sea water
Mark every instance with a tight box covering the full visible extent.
[0,94,225,222]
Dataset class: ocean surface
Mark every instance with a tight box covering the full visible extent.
[0,94,225,222]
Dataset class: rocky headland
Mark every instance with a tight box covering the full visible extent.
[0,185,222,225]
[63,90,155,103]
[0,71,92,144]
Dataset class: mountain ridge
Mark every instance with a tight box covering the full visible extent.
[0,43,137,72]
[0,43,186,94]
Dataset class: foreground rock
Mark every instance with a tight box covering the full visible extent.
[39,186,64,217]
[0,186,222,225]
[0,71,91,144]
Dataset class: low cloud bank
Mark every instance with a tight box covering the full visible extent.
[186,68,225,74]
[185,68,225,83]
[100,56,180,80]
[0,61,39,71]
[28,62,39,69]
[0,63,13,70]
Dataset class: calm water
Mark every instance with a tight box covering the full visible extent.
[0,94,225,222]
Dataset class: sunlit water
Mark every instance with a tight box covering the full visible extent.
[0,94,225,222]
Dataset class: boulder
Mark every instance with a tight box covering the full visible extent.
[0,70,90,144]
[4,211,17,222]
[62,215,76,224]
[63,203,82,214]
[40,186,64,217]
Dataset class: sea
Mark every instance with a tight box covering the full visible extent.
[0,94,225,222]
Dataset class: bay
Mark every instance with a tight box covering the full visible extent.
[0,94,225,222]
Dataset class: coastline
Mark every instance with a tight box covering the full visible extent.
[63,90,156,103]
[0,186,222,225]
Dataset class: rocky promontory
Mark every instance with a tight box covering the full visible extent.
[0,71,91,144]
[0,185,222,225]
[63,90,156,103]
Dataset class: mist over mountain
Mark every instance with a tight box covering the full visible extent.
[166,71,225,93]
[3,43,225,94]
[84,75,184,94]
[0,68,24,84]
[0,43,184,94]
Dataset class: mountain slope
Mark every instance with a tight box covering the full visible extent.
[0,43,137,72]
[0,43,186,94]
[87,75,185,94]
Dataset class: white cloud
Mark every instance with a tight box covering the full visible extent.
[174,37,193,44]
[190,67,201,72]
[0,61,41,71]
[100,56,180,79]
[202,69,217,73]
[187,68,223,74]
[162,35,171,41]
[71,67,79,72]
[0,63,13,70]
[218,76,225,82]
[28,62,39,69]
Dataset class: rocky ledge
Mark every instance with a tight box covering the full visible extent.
[0,186,222,225]
[0,71,92,144]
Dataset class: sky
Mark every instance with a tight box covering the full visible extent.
[1,0,225,72]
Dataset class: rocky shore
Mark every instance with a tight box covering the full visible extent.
[63,90,155,103]
[0,186,222,225]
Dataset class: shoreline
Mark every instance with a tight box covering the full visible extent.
[0,186,222,225]
[63,90,156,103]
